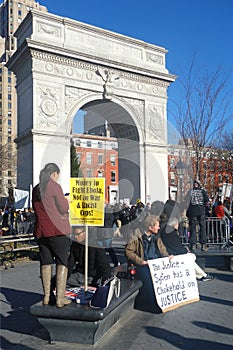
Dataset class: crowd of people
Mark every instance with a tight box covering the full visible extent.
[1,164,232,309]
[108,182,233,253]
[0,207,35,235]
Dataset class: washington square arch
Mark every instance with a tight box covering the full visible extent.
[7,10,176,204]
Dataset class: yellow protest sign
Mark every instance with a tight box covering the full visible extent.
[69,178,105,226]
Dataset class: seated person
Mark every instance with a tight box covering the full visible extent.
[160,217,213,282]
[125,214,170,313]
[125,214,169,266]
[67,226,112,287]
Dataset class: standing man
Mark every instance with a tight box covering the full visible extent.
[186,180,209,251]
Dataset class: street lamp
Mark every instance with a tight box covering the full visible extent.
[175,158,186,203]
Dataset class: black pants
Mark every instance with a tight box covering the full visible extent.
[189,214,207,245]
[38,235,71,266]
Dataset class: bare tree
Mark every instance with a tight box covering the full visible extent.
[221,130,233,151]
[170,55,233,180]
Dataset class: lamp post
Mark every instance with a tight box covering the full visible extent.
[175,159,186,203]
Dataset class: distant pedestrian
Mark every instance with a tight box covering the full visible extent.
[185,180,209,251]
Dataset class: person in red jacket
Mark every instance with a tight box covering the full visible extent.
[32,163,71,308]
[214,200,231,219]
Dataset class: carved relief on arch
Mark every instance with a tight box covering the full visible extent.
[121,97,145,139]
[146,52,163,65]
[147,104,165,143]
[65,87,93,116]
[38,21,61,38]
[151,84,168,97]
[38,85,60,128]
[96,67,121,100]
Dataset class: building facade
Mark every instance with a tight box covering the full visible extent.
[72,133,119,205]
[0,0,47,196]
[168,142,233,202]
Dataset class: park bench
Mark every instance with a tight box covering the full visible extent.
[30,278,142,345]
[0,233,38,269]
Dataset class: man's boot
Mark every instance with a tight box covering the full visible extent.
[56,265,71,308]
[41,264,52,305]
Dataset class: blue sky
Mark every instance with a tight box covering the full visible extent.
[38,0,233,133]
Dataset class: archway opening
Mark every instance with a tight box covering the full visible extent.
[71,100,141,205]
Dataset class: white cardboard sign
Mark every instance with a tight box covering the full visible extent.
[148,254,200,312]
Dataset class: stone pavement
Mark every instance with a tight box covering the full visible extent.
[1,256,233,350]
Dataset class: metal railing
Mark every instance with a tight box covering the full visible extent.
[179,217,231,247]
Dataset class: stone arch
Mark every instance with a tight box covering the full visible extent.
[66,94,143,202]
[7,10,176,203]
[66,94,144,144]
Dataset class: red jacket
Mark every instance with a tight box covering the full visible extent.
[214,204,225,218]
[32,180,71,238]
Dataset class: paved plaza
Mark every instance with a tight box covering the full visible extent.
[1,255,233,350]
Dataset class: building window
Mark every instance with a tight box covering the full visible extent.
[98,141,103,148]
[210,161,215,171]
[8,77,11,83]
[87,169,92,177]
[86,153,92,165]
[8,111,12,116]
[74,139,80,146]
[204,176,207,186]
[98,154,103,165]
[170,158,175,169]
[86,140,92,147]
[8,102,11,109]
[170,172,175,185]
[8,128,12,134]
[110,155,116,166]
[8,94,11,100]
[111,171,116,182]
[98,170,103,177]
[8,136,11,142]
